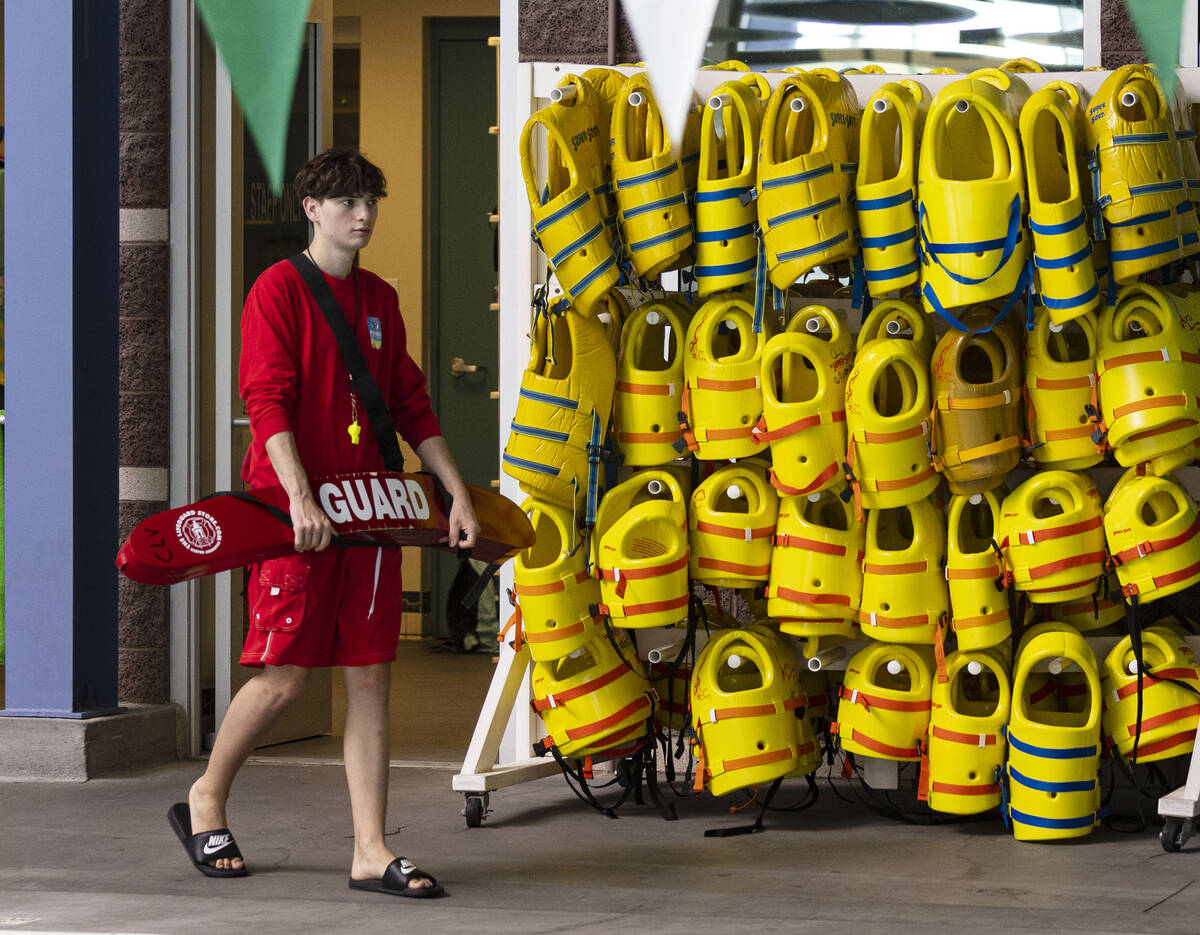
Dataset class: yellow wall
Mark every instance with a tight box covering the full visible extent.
[334,0,499,633]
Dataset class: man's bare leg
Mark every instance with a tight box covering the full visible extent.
[343,662,432,889]
[189,664,312,871]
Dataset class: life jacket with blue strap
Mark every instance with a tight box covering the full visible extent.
[502,307,616,527]
[917,68,1031,330]
[521,79,621,316]
[1018,81,1101,325]
[610,72,695,281]
[694,74,769,296]
[856,79,927,298]
[755,70,860,298]
[1084,65,1195,285]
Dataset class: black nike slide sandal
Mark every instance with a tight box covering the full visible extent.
[348,857,445,898]
[167,802,249,878]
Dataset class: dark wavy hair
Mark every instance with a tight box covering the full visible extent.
[294,149,388,202]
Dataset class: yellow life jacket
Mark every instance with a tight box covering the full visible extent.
[502,309,616,515]
[613,299,687,466]
[929,322,1023,495]
[592,287,629,357]
[593,470,689,628]
[917,69,1031,321]
[1104,469,1200,602]
[1097,284,1200,467]
[679,295,764,460]
[1007,625,1102,841]
[924,650,1011,814]
[688,462,779,587]
[611,72,694,279]
[1101,626,1200,763]
[945,490,1011,651]
[833,642,934,761]
[844,339,938,516]
[690,628,807,796]
[754,312,851,496]
[520,85,620,314]
[856,79,928,296]
[1172,88,1200,234]
[1000,57,1044,73]
[856,298,933,362]
[997,469,1106,604]
[1024,309,1103,471]
[695,75,769,296]
[1048,569,1125,632]
[511,498,602,662]
[859,496,948,644]
[1084,65,1194,283]
[1019,81,1101,324]
[756,70,861,290]
[531,630,652,758]
[769,488,864,639]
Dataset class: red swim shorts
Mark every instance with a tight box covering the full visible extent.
[240,546,406,668]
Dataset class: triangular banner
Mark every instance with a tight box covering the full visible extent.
[195,0,311,192]
[1124,0,1187,100]
[621,0,719,157]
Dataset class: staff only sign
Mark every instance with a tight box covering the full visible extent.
[116,471,534,585]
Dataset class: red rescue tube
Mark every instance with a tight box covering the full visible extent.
[116,471,535,585]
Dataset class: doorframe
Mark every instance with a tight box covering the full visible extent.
[426,15,501,632]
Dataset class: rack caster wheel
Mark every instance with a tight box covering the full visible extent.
[463,793,489,828]
[1161,817,1192,853]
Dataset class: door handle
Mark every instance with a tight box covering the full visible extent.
[450,356,488,377]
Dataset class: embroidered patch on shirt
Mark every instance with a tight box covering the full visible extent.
[367,316,383,350]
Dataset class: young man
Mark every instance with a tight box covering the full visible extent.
[168,149,478,898]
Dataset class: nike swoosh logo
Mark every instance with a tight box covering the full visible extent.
[202,834,232,855]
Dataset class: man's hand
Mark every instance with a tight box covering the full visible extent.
[290,491,334,552]
[447,496,481,551]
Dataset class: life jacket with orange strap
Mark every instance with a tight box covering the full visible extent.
[1024,309,1104,471]
[677,294,764,461]
[688,461,778,588]
[1048,570,1125,632]
[1096,283,1200,468]
[530,629,654,759]
[921,649,1010,814]
[752,305,852,496]
[690,627,808,796]
[769,487,864,640]
[592,469,690,629]
[859,495,948,645]
[504,498,603,662]
[856,297,934,363]
[832,642,934,762]
[843,338,938,519]
[997,469,1107,604]
[1100,626,1200,763]
[945,489,1011,652]
[612,299,687,466]
[1103,468,1200,602]
[929,319,1023,496]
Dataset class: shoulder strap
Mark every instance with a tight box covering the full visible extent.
[286,253,406,471]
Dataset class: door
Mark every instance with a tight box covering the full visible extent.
[428,18,502,640]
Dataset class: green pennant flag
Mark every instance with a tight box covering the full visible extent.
[195,0,310,192]
[1124,0,1187,99]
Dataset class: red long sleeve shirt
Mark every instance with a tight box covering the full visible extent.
[239,259,442,490]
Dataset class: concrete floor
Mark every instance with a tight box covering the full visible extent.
[3,756,1200,935]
